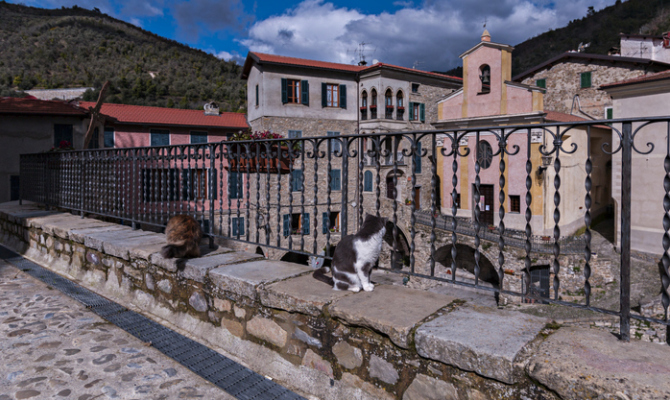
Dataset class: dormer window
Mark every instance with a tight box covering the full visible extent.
[479,64,491,94]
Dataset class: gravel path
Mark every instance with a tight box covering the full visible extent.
[0,259,235,400]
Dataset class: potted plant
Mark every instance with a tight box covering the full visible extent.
[405,198,412,205]
[226,130,294,174]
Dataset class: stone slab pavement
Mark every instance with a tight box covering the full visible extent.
[0,259,235,400]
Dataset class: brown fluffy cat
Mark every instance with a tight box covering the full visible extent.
[160,215,203,259]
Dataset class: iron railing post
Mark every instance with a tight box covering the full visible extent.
[341,136,349,235]
[79,154,85,218]
[208,144,215,249]
[620,121,632,342]
[131,149,137,230]
[18,155,23,206]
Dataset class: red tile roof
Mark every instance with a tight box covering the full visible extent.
[79,102,248,130]
[600,70,670,89]
[242,52,462,82]
[545,110,610,129]
[0,97,88,116]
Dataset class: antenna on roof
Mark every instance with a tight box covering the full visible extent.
[357,42,368,66]
[483,17,487,28]
[412,60,424,70]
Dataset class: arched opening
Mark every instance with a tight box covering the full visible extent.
[370,89,378,119]
[479,64,491,94]
[255,246,265,257]
[523,265,551,304]
[434,243,500,303]
[361,90,368,121]
[385,89,393,119]
[396,91,404,120]
[385,169,404,200]
[280,251,310,266]
[382,221,410,270]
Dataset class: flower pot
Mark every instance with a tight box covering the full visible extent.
[226,144,293,174]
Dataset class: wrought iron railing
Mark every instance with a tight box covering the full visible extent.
[18,116,670,343]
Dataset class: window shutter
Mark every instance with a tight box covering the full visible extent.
[364,171,372,192]
[228,172,238,199]
[302,213,310,235]
[606,108,613,119]
[232,218,238,237]
[419,103,425,122]
[281,78,288,104]
[536,78,546,89]
[409,102,414,120]
[331,169,341,191]
[339,84,346,109]
[255,85,259,106]
[581,72,591,88]
[292,170,303,191]
[415,142,422,173]
[321,83,327,107]
[323,213,329,234]
[301,80,309,105]
[283,214,290,237]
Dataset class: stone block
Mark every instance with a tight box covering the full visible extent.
[246,316,288,348]
[221,318,244,337]
[415,305,547,384]
[333,341,362,369]
[208,260,312,300]
[181,251,262,283]
[329,285,455,349]
[189,292,208,313]
[150,253,186,273]
[293,328,322,349]
[83,228,142,251]
[69,225,127,244]
[233,305,246,319]
[213,298,232,312]
[402,374,458,400]
[102,232,164,260]
[145,273,155,291]
[260,274,354,316]
[528,327,670,400]
[368,354,398,385]
[157,279,172,294]
[129,241,167,261]
[301,349,333,378]
[341,373,395,400]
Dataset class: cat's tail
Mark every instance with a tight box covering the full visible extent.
[312,267,334,286]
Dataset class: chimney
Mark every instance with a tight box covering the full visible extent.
[204,102,219,116]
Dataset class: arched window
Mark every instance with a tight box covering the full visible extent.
[370,89,378,119]
[361,90,368,107]
[371,89,377,106]
[385,89,393,119]
[396,91,403,108]
[479,64,491,94]
[477,141,493,169]
[364,171,373,192]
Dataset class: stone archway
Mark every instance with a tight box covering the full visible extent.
[280,251,310,266]
[255,246,265,257]
[381,221,410,270]
[434,243,500,303]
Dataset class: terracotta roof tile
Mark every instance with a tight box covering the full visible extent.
[79,102,248,129]
[0,97,88,116]
[601,70,670,89]
[544,110,610,129]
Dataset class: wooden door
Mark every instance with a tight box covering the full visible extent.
[413,187,420,210]
[477,184,495,227]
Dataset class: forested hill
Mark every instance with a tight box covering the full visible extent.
[0,2,246,111]
[512,0,670,76]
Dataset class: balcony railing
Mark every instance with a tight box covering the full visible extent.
[19,116,670,343]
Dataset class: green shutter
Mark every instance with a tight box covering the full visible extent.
[581,72,591,88]
[321,83,327,107]
[419,103,425,122]
[536,78,546,89]
[409,102,414,120]
[323,213,329,234]
[301,80,309,105]
[415,142,422,173]
[283,214,290,237]
[339,84,346,109]
[331,169,341,191]
[255,84,259,106]
[364,171,372,192]
[606,107,613,119]
[281,78,288,104]
[302,213,310,235]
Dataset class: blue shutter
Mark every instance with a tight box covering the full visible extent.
[292,170,303,191]
[190,132,207,144]
[283,214,290,237]
[415,142,422,174]
[364,171,373,192]
[281,78,288,104]
[151,130,169,146]
[323,212,329,234]
[301,80,309,105]
[339,84,346,109]
[419,103,425,122]
[232,218,238,237]
[321,83,327,107]
[228,172,239,199]
[302,213,310,235]
[331,169,341,191]
[409,102,414,120]
[103,127,114,148]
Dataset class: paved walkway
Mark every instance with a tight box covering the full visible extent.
[0,259,235,400]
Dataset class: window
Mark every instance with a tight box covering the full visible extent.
[535,78,546,89]
[142,169,180,202]
[182,169,216,201]
[150,129,170,146]
[322,212,340,233]
[281,78,309,105]
[322,83,346,108]
[386,175,396,199]
[291,169,303,192]
[190,131,208,144]
[411,83,419,93]
[477,141,493,169]
[479,64,491,94]
[10,175,20,201]
[88,127,99,149]
[232,217,245,237]
[414,141,422,173]
[370,89,377,119]
[327,131,341,154]
[54,124,73,148]
[605,107,613,119]
[103,127,114,148]
[409,102,425,122]
[580,71,592,88]
[330,169,341,191]
[361,91,368,107]
[228,172,242,199]
[288,130,302,139]
[396,91,404,108]
[385,89,393,119]
[510,195,521,213]
[283,213,310,236]
[364,171,373,192]
[453,192,460,209]
[255,84,259,107]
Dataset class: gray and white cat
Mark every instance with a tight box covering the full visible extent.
[313,214,387,292]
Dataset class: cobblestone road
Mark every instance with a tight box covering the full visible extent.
[0,259,235,400]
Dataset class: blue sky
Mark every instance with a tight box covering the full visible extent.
[10,0,618,71]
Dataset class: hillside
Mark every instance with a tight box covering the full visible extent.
[0,2,246,111]
[511,0,670,76]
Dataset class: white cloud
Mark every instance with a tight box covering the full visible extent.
[215,50,234,60]
[241,0,618,71]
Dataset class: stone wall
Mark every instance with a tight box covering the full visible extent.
[1,202,669,400]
